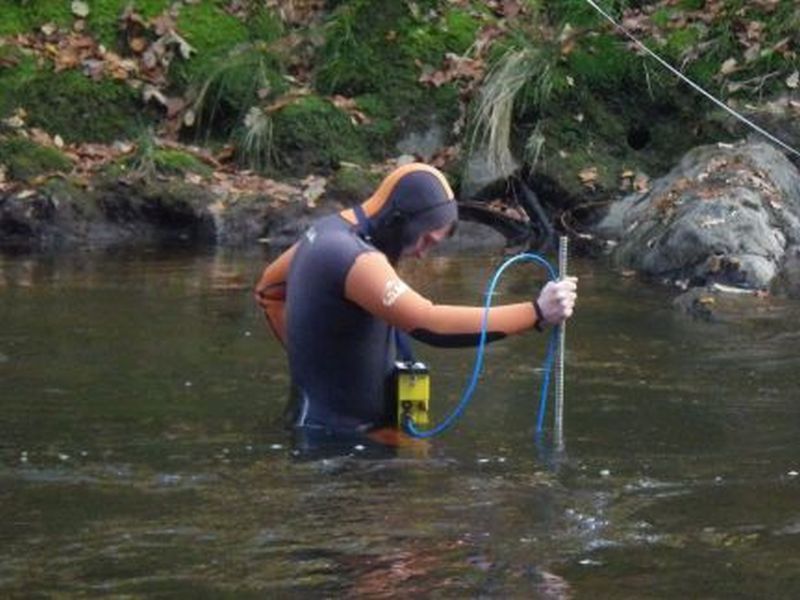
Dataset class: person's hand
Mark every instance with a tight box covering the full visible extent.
[535,276,578,327]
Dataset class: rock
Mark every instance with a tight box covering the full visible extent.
[396,121,446,162]
[460,145,519,200]
[445,220,507,251]
[673,284,767,322]
[595,141,800,291]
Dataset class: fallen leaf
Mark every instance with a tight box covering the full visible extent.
[183,109,196,127]
[302,174,326,208]
[418,53,485,88]
[3,114,25,129]
[719,57,738,76]
[787,70,799,90]
[633,173,651,192]
[329,95,370,125]
[71,1,90,18]
[40,23,58,36]
[128,37,148,53]
[578,166,599,188]
[743,43,761,63]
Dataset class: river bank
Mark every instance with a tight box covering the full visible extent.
[2,2,799,271]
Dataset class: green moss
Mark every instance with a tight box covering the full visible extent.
[353,94,396,156]
[18,70,145,142]
[650,7,672,29]
[151,149,212,176]
[271,95,371,173]
[0,136,72,181]
[314,0,463,135]
[0,0,72,35]
[665,27,702,58]
[86,0,172,48]
[567,33,643,92]
[0,52,38,119]
[122,130,211,179]
[173,1,252,83]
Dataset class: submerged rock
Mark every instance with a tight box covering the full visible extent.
[673,284,770,322]
[596,141,800,292]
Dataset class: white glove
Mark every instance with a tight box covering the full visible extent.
[535,276,578,328]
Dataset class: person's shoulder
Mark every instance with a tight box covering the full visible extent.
[301,219,375,267]
[313,216,373,250]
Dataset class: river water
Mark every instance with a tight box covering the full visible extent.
[1,246,799,598]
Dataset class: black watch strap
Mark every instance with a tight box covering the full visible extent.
[533,300,545,332]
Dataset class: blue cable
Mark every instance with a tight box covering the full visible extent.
[404,252,560,438]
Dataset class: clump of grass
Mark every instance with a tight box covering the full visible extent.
[189,41,287,140]
[470,46,556,176]
[239,106,276,170]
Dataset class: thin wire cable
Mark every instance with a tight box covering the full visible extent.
[404,252,559,439]
[581,0,800,159]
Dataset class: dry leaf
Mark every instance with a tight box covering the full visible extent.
[183,109,196,127]
[719,58,738,76]
[578,166,599,188]
[787,70,799,90]
[71,1,90,18]
[743,43,761,64]
[128,37,148,53]
[302,174,326,208]
[633,173,651,193]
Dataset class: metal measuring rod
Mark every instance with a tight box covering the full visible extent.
[554,236,568,449]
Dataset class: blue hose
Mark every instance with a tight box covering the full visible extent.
[404,252,560,438]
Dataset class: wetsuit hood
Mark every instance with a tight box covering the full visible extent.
[363,164,458,263]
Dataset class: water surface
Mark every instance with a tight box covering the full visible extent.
[1,247,799,597]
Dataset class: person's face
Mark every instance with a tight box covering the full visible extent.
[403,223,454,259]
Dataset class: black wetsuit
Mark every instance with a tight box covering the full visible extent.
[285,214,394,430]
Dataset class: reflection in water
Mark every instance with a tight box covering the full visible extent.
[1,248,800,596]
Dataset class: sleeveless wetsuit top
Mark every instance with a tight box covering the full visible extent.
[285,213,393,430]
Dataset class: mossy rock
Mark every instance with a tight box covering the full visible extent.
[150,149,212,176]
[122,146,213,179]
[270,95,372,174]
[524,85,736,206]
[0,137,72,181]
[11,70,146,143]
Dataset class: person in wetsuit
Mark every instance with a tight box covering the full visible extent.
[255,163,578,438]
